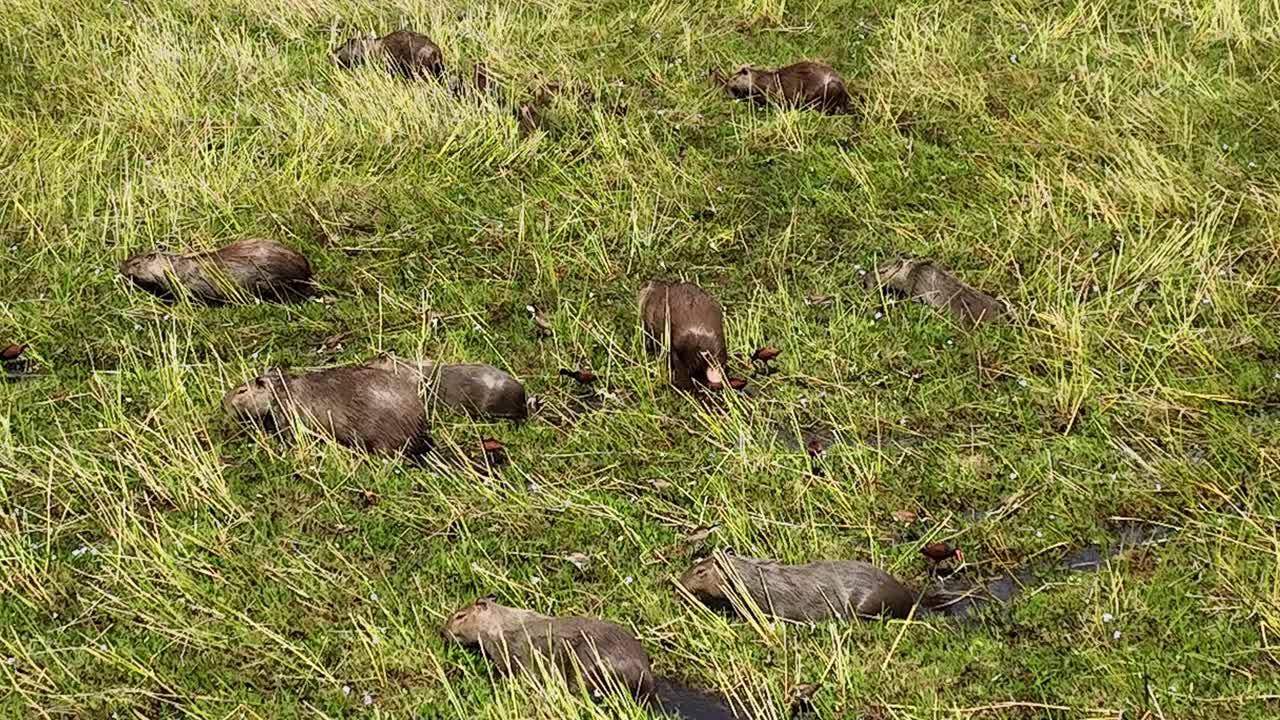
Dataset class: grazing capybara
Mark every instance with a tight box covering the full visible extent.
[364,353,528,420]
[223,365,431,458]
[443,598,655,698]
[678,554,918,622]
[332,30,444,79]
[443,598,736,717]
[722,61,850,113]
[867,258,1006,326]
[639,281,728,391]
[119,239,312,304]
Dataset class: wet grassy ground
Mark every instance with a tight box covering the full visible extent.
[2,0,1278,717]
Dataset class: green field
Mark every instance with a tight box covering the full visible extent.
[3,0,1279,717]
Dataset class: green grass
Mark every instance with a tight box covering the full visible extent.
[2,0,1279,717]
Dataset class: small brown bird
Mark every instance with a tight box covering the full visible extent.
[0,344,26,362]
[526,305,552,336]
[921,542,963,564]
[751,346,782,363]
[788,683,821,719]
[481,438,507,466]
[751,346,782,375]
[558,368,597,385]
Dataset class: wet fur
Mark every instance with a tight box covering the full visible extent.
[678,555,917,622]
[365,353,528,420]
[119,239,312,304]
[443,599,655,699]
[723,61,850,114]
[869,258,1006,326]
[332,30,443,79]
[639,281,728,391]
[223,366,431,458]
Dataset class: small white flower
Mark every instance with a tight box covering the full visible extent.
[472,322,482,332]
[1009,54,1019,64]
[530,576,541,585]
[1221,143,1229,152]
[873,311,883,320]
[1035,530,1043,538]
[858,269,867,276]
[5,657,15,666]
[1009,471,1019,480]
[133,324,143,331]
[623,576,633,585]
[370,635,379,644]
[1017,378,1028,387]
[946,340,954,346]
[1154,481,1162,490]
[363,693,373,706]
[370,592,379,601]
[1103,612,1114,623]
[98,643,107,652]
[1201,297,1211,305]
[528,482,541,493]
[715,185,723,193]
[8,246,16,253]
[342,685,351,696]
[1109,473,1117,480]
[1112,630,1121,640]
[1248,161,1257,169]
[900,417,908,425]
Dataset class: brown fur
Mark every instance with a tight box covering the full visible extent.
[364,353,528,420]
[119,239,312,304]
[639,281,728,391]
[678,555,917,622]
[223,365,431,458]
[723,61,850,114]
[332,30,444,79]
[868,258,1006,326]
[443,598,655,700]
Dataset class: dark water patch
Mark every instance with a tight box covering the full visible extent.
[927,519,1173,621]
[535,391,607,427]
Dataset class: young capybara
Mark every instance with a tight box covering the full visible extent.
[722,61,850,113]
[442,598,655,699]
[223,365,431,459]
[364,353,528,420]
[867,258,1006,326]
[639,281,728,391]
[119,239,312,304]
[678,555,918,622]
[332,30,444,79]
[443,598,736,717]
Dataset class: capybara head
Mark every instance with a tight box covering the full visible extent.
[442,597,501,645]
[677,556,727,601]
[332,33,377,68]
[118,252,178,296]
[222,368,288,420]
[724,66,762,100]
